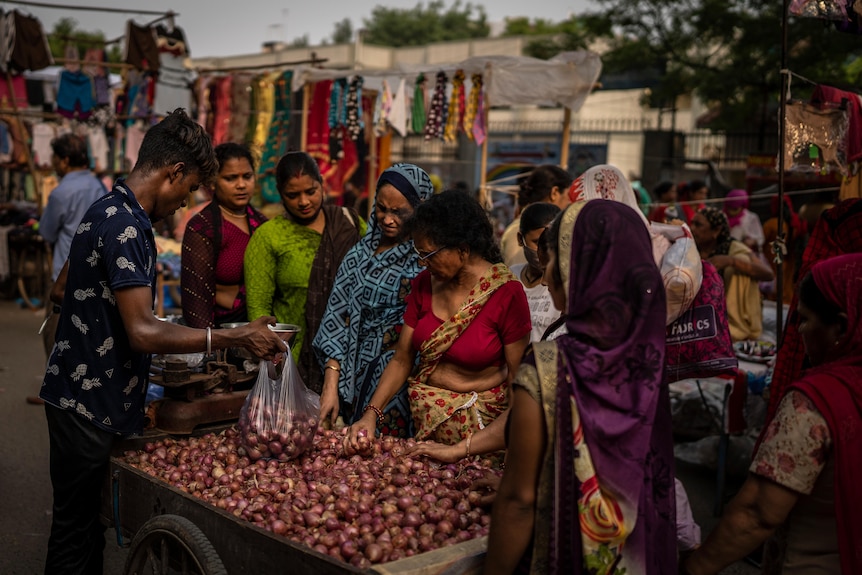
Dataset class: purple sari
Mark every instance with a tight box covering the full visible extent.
[534,200,677,574]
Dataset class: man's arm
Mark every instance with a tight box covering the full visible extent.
[50,260,69,306]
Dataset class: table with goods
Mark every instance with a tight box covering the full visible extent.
[101,332,498,575]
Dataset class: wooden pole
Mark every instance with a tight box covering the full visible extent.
[775,0,790,345]
[560,107,572,170]
[3,74,42,214]
[300,82,311,152]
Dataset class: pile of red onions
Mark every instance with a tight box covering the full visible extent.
[237,396,318,461]
[123,427,499,568]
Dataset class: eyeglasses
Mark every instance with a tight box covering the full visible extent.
[413,245,447,262]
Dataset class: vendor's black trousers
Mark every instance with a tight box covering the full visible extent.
[44,404,116,575]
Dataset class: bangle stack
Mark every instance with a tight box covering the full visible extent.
[364,404,384,425]
[206,327,212,356]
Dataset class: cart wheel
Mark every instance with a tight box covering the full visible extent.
[124,514,227,575]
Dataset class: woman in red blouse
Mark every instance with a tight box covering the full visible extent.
[345,190,531,453]
[181,143,267,328]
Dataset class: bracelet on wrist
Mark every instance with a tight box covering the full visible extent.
[364,404,384,425]
[206,326,212,356]
[465,431,473,458]
[325,365,340,373]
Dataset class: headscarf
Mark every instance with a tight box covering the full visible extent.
[567,164,650,227]
[723,189,749,228]
[789,253,862,574]
[770,194,807,240]
[548,200,675,571]
[313,163,433,407]
[700,206,733,256]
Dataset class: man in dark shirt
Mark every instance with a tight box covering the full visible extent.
[38,108,286,574]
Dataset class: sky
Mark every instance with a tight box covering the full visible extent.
[2,0,592,59]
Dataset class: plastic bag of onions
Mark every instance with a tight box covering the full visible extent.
[237,351,320,461]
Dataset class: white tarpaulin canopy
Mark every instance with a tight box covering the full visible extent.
[291,50,602,113]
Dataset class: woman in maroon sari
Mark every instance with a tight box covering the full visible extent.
[485,200,676,574]
[683,253,862,574]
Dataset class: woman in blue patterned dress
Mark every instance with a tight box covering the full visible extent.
[312,164,433,436]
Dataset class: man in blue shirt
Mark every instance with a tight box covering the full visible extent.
[28,133,106,406]
[38,108,287,575]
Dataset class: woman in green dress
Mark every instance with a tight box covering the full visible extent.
[244,152,365,393]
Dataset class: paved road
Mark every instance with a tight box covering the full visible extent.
[0,299,757,574]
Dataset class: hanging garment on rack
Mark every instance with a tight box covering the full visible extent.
[124,20,160,72]
[307,79,334,167]
[259,71,292,204]
[811,85,862,164]
[0,113,28,165]
[250,72,277,155]
[208,75,232,145]
[56,70,95,120]
[31,122,56,168]
[196,75,212,129]
[784,99,849,174]
[0,72,27,108]
[227,72,253,144]
[443,69,466,143]
[389,79,408,137]
[125,122,146,169]
[0,10,12,73]
[328,78,348,161]
[0,120,13,164]
[411,73,427,135]
[153,53,196,116]
[87,126,109,173]
[155,24,189,57]
[464,74,483,141]
[790,0,848,20]
[472,81,487,146]
[373,80,392,137]
[4,10,53,73]
[83,48,110,106]
[424,71,448,141]
[346,76,364,141]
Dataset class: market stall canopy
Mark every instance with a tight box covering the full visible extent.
[291,50,602,113]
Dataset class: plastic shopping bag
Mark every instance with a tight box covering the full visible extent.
[237,350,320,461]
[653,222,703,325]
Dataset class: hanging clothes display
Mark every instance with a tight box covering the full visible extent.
[306,79,334,169]
[346,75,364,141]
[208,75,232,145]
[810,84,862,164]
[411,73,427,134]
[464,73,483,141]
[443,69,465,143]
[249,71,277,155]
[784,99,849,174]
[373,79,392,137]
[227,72,253,143]
[328,78,348,161]
[259,70,293,204]
[0,72,27,108]
[389,78,408,137]
[1,9,53,73]
[124,20,160,72]
[424,71,448,141]
[56,70,95,120]
[472,79,487,146]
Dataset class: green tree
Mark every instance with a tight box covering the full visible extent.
[48,18,120,63]
[362,0,489,47]
[290,34,310,48]
[502,15,595,60]
[331,18,353,44]
[585,0,862,133]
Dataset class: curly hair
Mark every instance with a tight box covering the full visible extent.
[50,133,89,168]
[276,151,322,192]
[134,108,218,185]
[406,189,502,263]
[215,142,255,172]
[518,164,573,207]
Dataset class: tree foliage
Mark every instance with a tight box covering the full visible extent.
[584,0,862,132]
[502,15,595,59]
[47,18,121,63]
[331,18,353,44]
[362,1,489,47]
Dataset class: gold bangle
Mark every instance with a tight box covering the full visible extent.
[364,404,384,425]
[465,431,473,458]
[325,365,340,372]
[206,327,212,356]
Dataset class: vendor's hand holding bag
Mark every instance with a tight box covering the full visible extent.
[665,261,738,383]
[238,349,320,461]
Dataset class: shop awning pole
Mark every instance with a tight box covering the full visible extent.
[478,64,491,210]
[560,106,572,170]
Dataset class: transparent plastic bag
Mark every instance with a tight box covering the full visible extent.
[237,350,320,461]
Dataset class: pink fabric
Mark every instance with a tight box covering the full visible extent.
[214,219,251,285]
[723,189,748,228]
[810,254,862,355]
[811,85,862,164]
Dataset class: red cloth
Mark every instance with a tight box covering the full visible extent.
[767,200,862,419]
[306,80,333,178]
[811,85,862,164]
[403,269,531,370]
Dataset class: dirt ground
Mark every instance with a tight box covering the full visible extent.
[0,298,757,574]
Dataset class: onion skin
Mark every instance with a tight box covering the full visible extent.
[124,426,498,565]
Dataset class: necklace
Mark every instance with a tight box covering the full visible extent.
[219,205,246,218]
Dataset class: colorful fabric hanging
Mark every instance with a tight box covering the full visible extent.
[411,73,427,134]
[464,73,483,141]
[373,79,392,136]
[346,75,364,141]
[443,69,466,143]
[424,71,447,141]
[329,78,348,161]
[472,82,487,146]
[259,70,292,204]
[389,78,408,137]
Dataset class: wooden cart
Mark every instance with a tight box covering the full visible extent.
[100,430,487,575]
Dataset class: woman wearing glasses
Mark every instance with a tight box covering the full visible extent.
[312,164,434,437]
[345,190,531,455]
